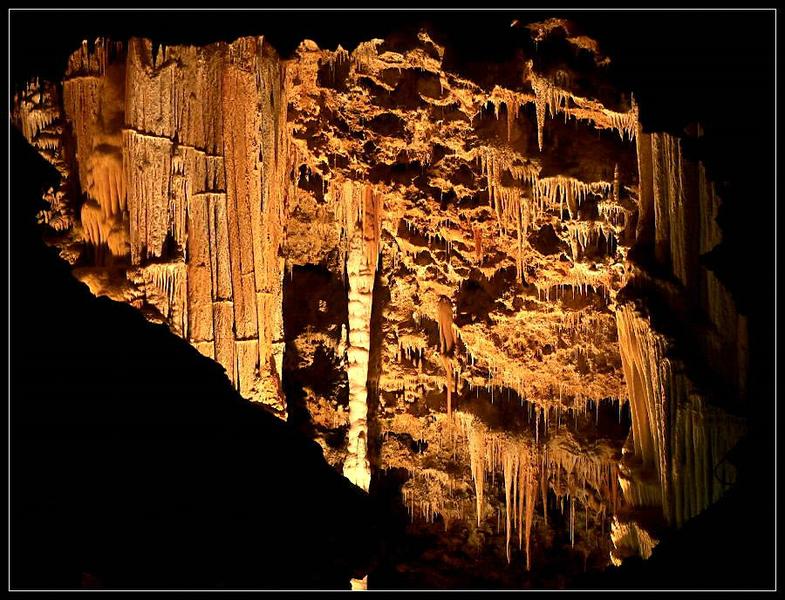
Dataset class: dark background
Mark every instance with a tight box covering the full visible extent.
[10,9,777,590]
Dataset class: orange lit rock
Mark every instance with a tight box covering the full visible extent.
[12,21,749,582]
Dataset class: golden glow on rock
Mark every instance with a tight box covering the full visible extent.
[11,21,749,580]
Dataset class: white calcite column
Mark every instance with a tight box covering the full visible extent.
[343,230,374,493]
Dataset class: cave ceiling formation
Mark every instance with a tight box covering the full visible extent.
[12,17,751,588]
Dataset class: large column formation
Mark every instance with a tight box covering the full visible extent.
[220,38,287,414]
[58,37,291,415]
[344,230,374,492]
[341,184,382,493]
[615,303,745,538]
[340,183,382,592]
[615,304,671,515]
[615,127,748,559]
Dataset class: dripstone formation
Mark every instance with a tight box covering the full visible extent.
[13,18,748,587]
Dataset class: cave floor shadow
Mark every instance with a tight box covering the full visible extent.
[10,131,380,590]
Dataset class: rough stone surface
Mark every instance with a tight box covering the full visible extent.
[12,18,748,588]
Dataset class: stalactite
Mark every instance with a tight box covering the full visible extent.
[521,465,537,570]
[458,413,542,570]
[399,461,463,527]
[437,296,457,419]
[615,303,671,517]
[565,221,616,260]
[478,148,539,280]
[569,496,576,547]
[486,86,532,141]
[458,409,618,571]
[472,225,484,265]
[503,450,518,562]
[530,66,569,151]
[597,200,630,230]
[61,40,129,258]
[649,133,688,284]
[100,36,293,413]
[325,45,350,75]
[536,176,612,219]
[614,302,745,560]
[142,262,188,338]
[333,180,384,273]
[529,65,637,151]
[462,413,486,527]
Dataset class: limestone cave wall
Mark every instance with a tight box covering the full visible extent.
[12,17,754,587]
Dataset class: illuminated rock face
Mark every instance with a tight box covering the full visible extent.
[13,19,748,585]
[342,185,382,492]
[612,129,747,555]
[26,37,291,414]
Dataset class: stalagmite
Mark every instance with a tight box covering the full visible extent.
[342,184,382,493]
